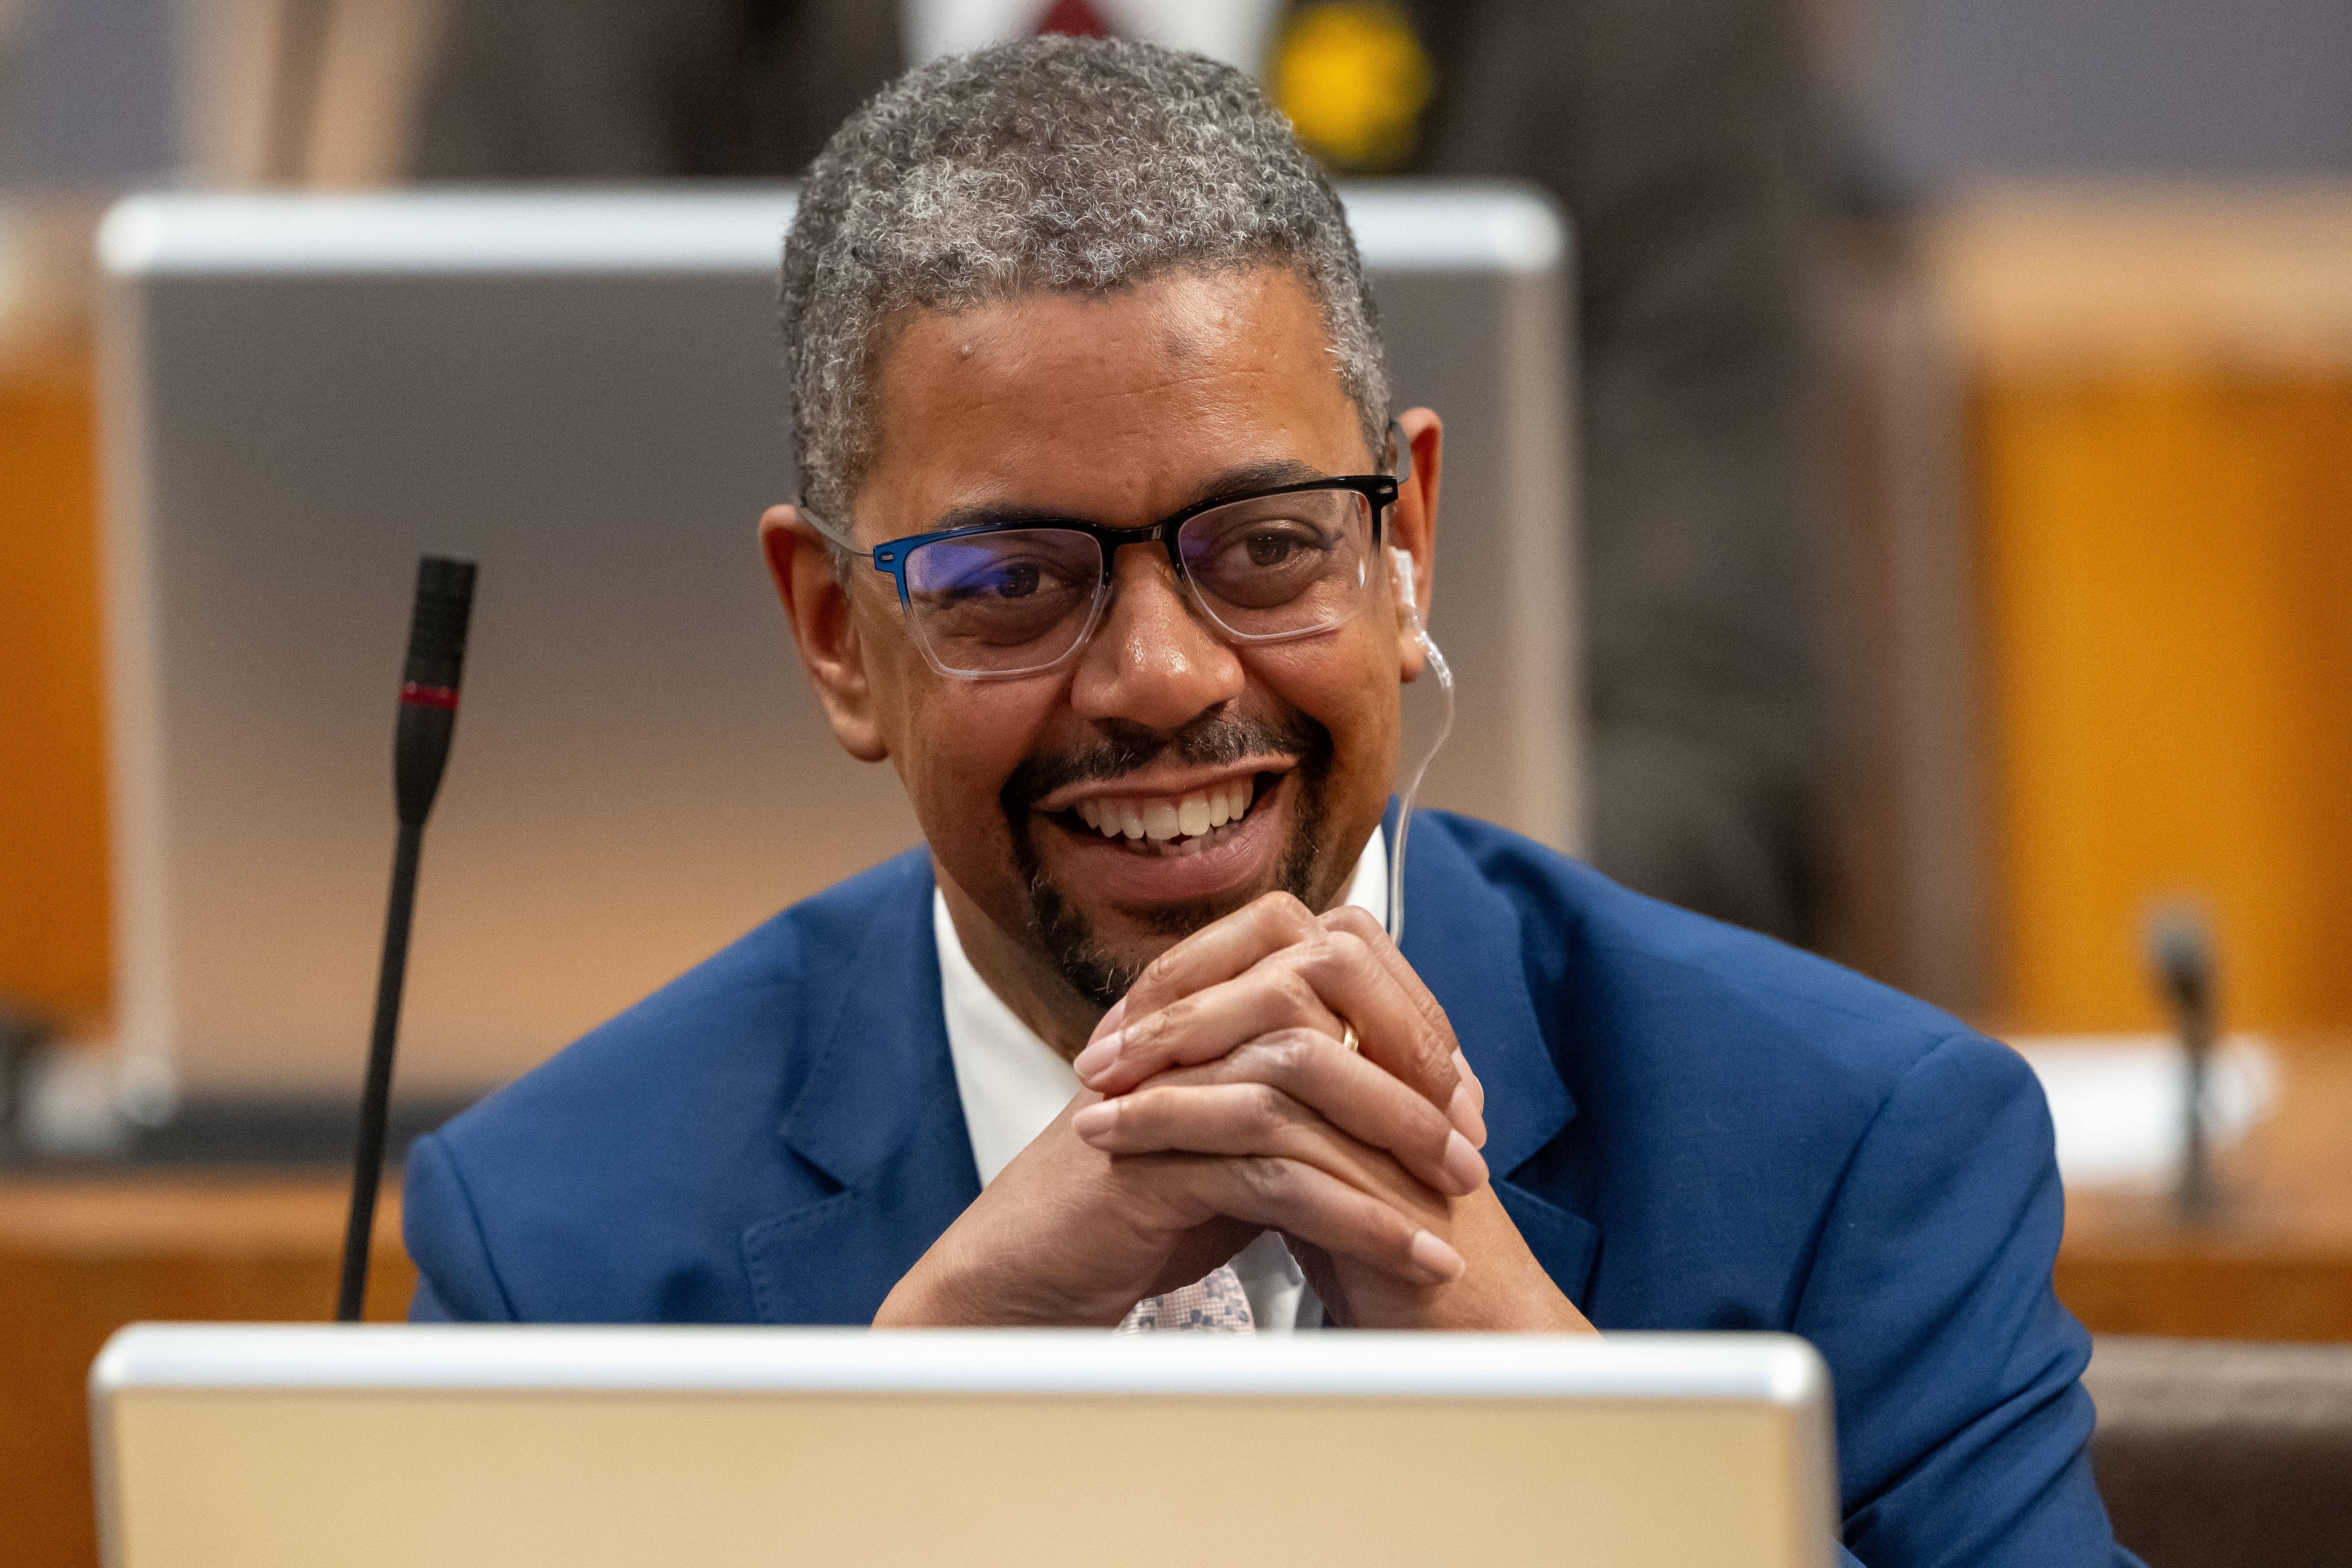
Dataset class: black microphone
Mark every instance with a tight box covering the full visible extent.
[2147,906,2217,1221]
[338,556,477,1321]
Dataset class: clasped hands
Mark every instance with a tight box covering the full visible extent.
[875,893,1592,1332]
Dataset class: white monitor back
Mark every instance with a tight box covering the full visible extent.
[92,1326,1829,1568]
[96,184,1579,1102]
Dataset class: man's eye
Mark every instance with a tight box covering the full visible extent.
[1245,532,1297,567]
[1224,522,1327,567]
[939,558,1053,601]
[989,561,1042,598]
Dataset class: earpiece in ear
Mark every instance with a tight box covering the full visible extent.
[1389,546,1428,641]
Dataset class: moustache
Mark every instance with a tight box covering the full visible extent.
[1000,711,1332,818]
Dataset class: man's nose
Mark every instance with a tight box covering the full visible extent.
[1068,543,1244,729]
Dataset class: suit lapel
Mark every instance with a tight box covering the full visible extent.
[742,818,1602,1321]
[1395,811,1601,1305]
[741,855,981,1324]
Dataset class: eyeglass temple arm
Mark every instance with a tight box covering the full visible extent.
[1387,419,1413,484]
[793,505,872,559]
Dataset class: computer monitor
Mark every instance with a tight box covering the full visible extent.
[92,1325,1833,1567]
[93,184,1579,1110]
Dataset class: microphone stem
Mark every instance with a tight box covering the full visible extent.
[338,819,424,1321]
[2178,985,2216,1219]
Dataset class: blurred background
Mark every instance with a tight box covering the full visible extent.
[4,1,2350,1563]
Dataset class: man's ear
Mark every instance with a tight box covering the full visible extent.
[759,504,889,763]
[1389,408,1442,682]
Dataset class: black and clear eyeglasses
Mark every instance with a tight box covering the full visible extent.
[803,446,1407,681]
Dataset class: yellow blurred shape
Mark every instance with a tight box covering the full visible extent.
[1270,2,1433,173]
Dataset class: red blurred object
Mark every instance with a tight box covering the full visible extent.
[1035,0,1113,38]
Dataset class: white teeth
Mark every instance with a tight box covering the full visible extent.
[1068,776,1261,847]
[1178,794,1211,836]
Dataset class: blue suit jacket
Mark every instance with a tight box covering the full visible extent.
[406,811,2134,1566]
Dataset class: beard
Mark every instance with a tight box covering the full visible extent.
[999,709,1337,1009]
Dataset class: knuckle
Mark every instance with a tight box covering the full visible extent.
[1293,933,1339,975]
[1412,988,1453,1037]
[1274,968,1322,1019]
[1323,904,1384,943]
[1231,1155,1273,1203]
[1117,1008,1163,1057]
[1259,1028,1320,1083]
[1243,1082,1296,1135]
[1402,1038,1451,1095]
[1257,890,1316,935]
[1133,945,1187,998]
[1241,1155,1295,1203]
[1128,995,1191,1053]
[1297,931,1365,988]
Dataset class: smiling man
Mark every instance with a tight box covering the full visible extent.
[402,36,2133,1564]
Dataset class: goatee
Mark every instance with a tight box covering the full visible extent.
[1000,710,1336,1008]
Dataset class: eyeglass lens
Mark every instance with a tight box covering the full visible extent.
[900,488,1374,676]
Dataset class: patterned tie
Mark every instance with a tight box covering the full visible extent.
[1116,1263,1256,1333]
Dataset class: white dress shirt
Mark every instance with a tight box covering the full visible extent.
[901,0,1286,75]
[936,828,1389,1331]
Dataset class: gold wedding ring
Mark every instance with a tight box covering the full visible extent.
[1338,1020,1361,1054]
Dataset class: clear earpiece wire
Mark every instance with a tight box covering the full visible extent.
[1387,546,1453,947]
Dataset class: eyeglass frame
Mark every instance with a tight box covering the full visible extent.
[797,428,1415,681]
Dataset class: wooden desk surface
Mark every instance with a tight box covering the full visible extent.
[2054,1034,2352,1343]
[0,1173,412,1568]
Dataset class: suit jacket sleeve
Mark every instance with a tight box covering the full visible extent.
[1796,1032,2140,1566]
[403,1129,519,1322]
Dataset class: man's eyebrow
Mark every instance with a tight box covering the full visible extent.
[929,501,1093,533]
[1181,458,1330,509]
[924,459,1336,536]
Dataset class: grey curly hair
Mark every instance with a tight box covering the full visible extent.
[778,35,1392,542]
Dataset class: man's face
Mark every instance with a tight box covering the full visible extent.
[796,265,1429,1013]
